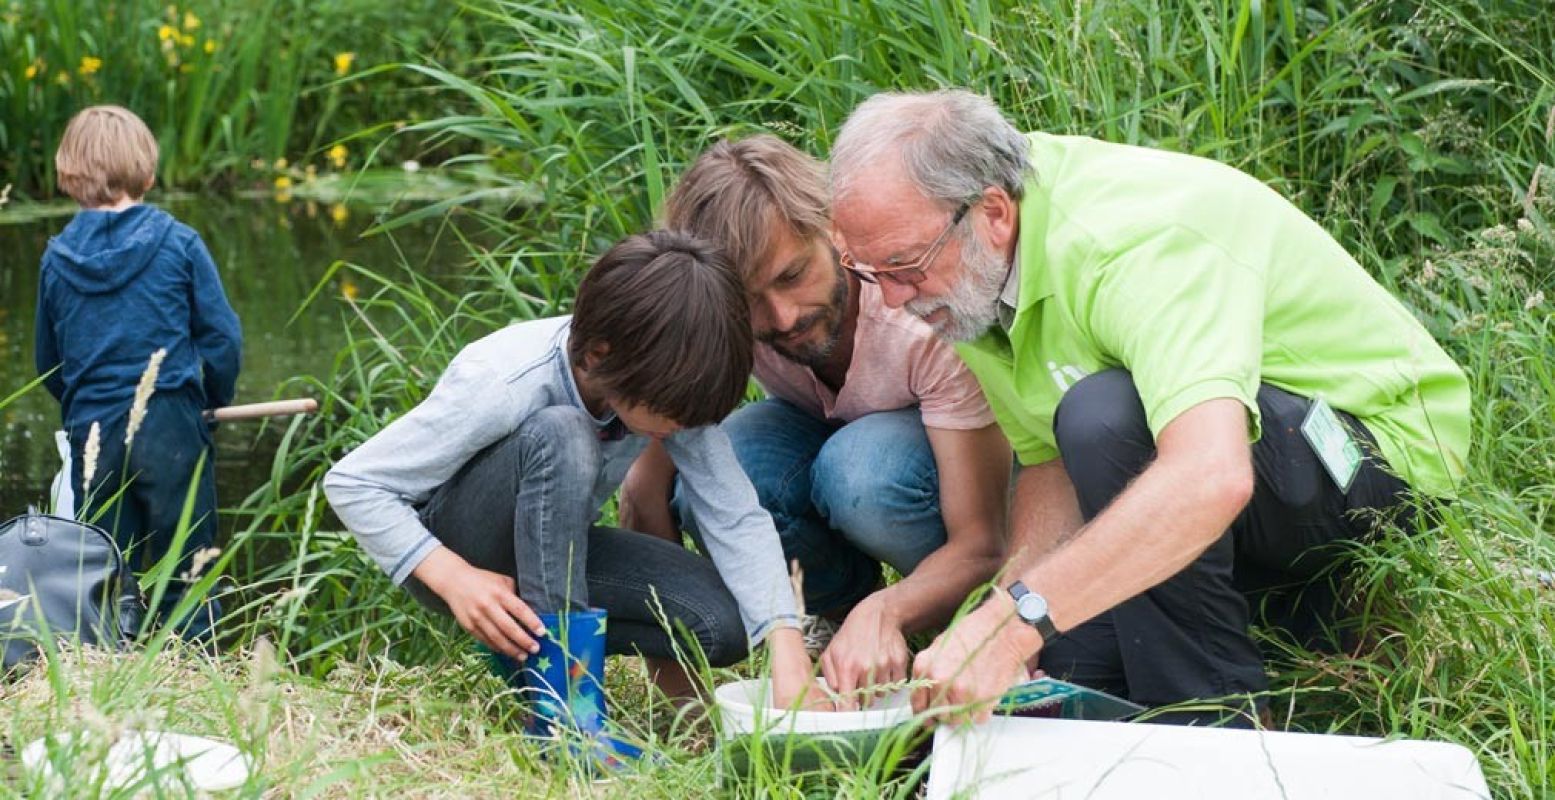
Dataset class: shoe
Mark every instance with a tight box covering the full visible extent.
[483,608,644,770]
[799,614,840,660]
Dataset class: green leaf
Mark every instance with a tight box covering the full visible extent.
[1369,176,1400,221]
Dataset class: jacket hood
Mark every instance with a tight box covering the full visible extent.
[43,205,175,295]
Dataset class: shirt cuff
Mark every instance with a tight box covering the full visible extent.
[1146,376,1261,443]
[749,613,802,646]
[388,533,440,586]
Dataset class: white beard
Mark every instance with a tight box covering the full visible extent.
[906,229,1007,343]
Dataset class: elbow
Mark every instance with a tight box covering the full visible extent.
[1201,459,1254,539]
[321,464,352,509]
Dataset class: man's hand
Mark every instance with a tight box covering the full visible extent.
[767,627,835,711]
[910,592,1039,724]
[414,546,546,660]
[820,595,911,709]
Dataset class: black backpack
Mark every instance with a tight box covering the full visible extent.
[0,510,145,669]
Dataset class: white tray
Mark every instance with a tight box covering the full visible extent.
[927,716,1489,799]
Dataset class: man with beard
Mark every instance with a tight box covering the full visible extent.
[621,135,1012,706]
[827,90,1470,725]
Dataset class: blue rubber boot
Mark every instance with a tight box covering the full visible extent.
[485,608,644,769]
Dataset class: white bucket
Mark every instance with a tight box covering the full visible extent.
[712,678,914,740]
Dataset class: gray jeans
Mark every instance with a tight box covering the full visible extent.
[404,406,747,666]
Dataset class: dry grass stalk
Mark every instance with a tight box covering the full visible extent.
[124,348,167,448]
[81,421,101,490]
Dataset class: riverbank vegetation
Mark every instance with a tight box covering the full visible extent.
[2,0,1552,796]
[0,0,482,197]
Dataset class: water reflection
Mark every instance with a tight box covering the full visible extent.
[0,197,474,526]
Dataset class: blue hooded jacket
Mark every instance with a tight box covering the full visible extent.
[34,204,243,431]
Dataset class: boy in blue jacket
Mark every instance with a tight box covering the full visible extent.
[34,105,243,640]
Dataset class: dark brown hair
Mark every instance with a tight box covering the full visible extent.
[663,135,829,281]
[568,229,753,428]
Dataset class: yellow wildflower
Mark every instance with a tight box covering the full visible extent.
[179,33,195,48]
[182,10,199,29]
[158,24,176,41]
[24,60,40,80]
[341,279,359,300]
[327,144,348,169]
[274,176,293,190]
[55,70,70,85]
[333,52,355,76]
[274,157,288,170]
[330,204,349,226]
[78,56,102,76]
[203,39,216,54]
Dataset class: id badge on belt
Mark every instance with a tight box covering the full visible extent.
[1299,396,1362,492]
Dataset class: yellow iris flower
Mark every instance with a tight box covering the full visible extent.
[158,24,176,42]
[78,56,103,76]
[333,52,355,76]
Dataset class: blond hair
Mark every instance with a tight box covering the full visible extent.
[663,135,829,281]
[55,105,159,206]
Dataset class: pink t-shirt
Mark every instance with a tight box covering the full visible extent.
[752,282,996,430]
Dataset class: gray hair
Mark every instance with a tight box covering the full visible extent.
[830,89,1032,208]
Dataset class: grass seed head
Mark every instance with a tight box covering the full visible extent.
[81,420,101,489]
[124,348,166,448]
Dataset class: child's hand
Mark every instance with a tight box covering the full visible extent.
[767,627,835,711]
[414,547,547,659]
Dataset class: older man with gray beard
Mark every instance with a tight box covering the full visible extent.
[828,89,1470,726]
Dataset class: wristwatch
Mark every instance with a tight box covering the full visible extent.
[1007,580,1059,642]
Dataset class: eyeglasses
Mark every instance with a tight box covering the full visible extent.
[839,201,971,286]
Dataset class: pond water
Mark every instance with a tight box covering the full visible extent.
[0,196,475,528]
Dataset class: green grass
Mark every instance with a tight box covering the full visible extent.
[3,0,1554,796]
[0,0,485,197]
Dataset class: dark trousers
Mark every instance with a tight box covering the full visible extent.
[70,388,221,640]
[405,406,748,668]
[1039,370,1409,725]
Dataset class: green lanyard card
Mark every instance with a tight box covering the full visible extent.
[1300,396,1362,492]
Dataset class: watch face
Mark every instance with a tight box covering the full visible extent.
[1016,591,1049,622]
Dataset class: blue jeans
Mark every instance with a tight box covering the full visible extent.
[408,406,748,667]
[678,399,946,616]
[70,388,221,640]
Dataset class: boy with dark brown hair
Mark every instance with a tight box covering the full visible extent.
[324,230,825,759]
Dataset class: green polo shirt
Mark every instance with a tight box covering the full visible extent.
[956,133,1470,497]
